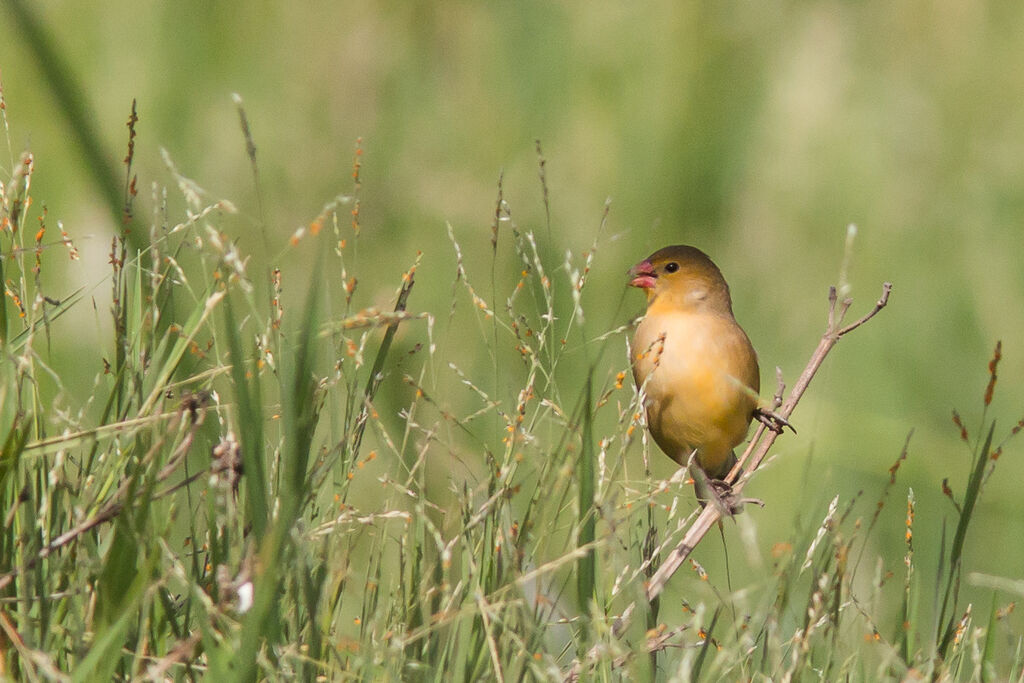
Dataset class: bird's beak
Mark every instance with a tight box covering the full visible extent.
[628,259,657,290]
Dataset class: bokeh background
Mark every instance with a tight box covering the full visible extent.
[4,0,1024,626]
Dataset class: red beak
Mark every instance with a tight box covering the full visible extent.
[628,259,657,290]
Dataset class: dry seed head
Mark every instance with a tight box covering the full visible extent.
[802,496,839,571]
[953,605,972,645]
[690,558,707,581]
[1011,418,1024,436]
[951,410,968,442]
[905,495,915,548]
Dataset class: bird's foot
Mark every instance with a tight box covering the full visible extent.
[754,407,795,435]
[705,478,764,515]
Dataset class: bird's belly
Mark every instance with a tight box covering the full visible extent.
[643,374,750,459]
[632,312,757,472]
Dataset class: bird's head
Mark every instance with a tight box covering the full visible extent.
[628,245,733,313]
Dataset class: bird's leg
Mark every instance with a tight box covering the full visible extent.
[753,406,795,435]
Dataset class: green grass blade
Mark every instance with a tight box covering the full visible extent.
[576,374,595,614]
[281,265,321,501]
[351,266,415,461]
[232,262,322,682]
[982,593,998,682]
[951,422,995,567]
[0,414,29,490]
[0,246,6,344]
[71,547,159,683]
[223,293,268,539]
[939,422,995,657]
[138,286,219,416]
[934,519,950,654]
[692,607,722,682]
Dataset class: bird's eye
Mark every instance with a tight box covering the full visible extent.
[664,262,679,273]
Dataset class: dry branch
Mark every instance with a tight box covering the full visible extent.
[582,282,892,667]
[644,281,891,600]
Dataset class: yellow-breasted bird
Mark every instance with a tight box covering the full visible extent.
[629,245,760,498]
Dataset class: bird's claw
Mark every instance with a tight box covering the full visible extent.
[754,407,795,435]
[705,479,764,515]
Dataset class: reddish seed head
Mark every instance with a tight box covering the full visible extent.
[985,340,1002,406]
[952,410,968,442]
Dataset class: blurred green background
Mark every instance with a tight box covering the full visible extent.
[3,0,1024,618]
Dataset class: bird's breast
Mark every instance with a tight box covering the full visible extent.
[631,308,759,469]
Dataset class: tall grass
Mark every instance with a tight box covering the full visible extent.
[0,98,1022,681]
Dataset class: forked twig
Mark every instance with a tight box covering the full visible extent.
[643,281,891,600]
[587,282,892,662]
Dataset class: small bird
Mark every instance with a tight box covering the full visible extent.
[629,245,760,500]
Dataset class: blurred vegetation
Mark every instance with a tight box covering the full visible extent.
[1,0,1024,678]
